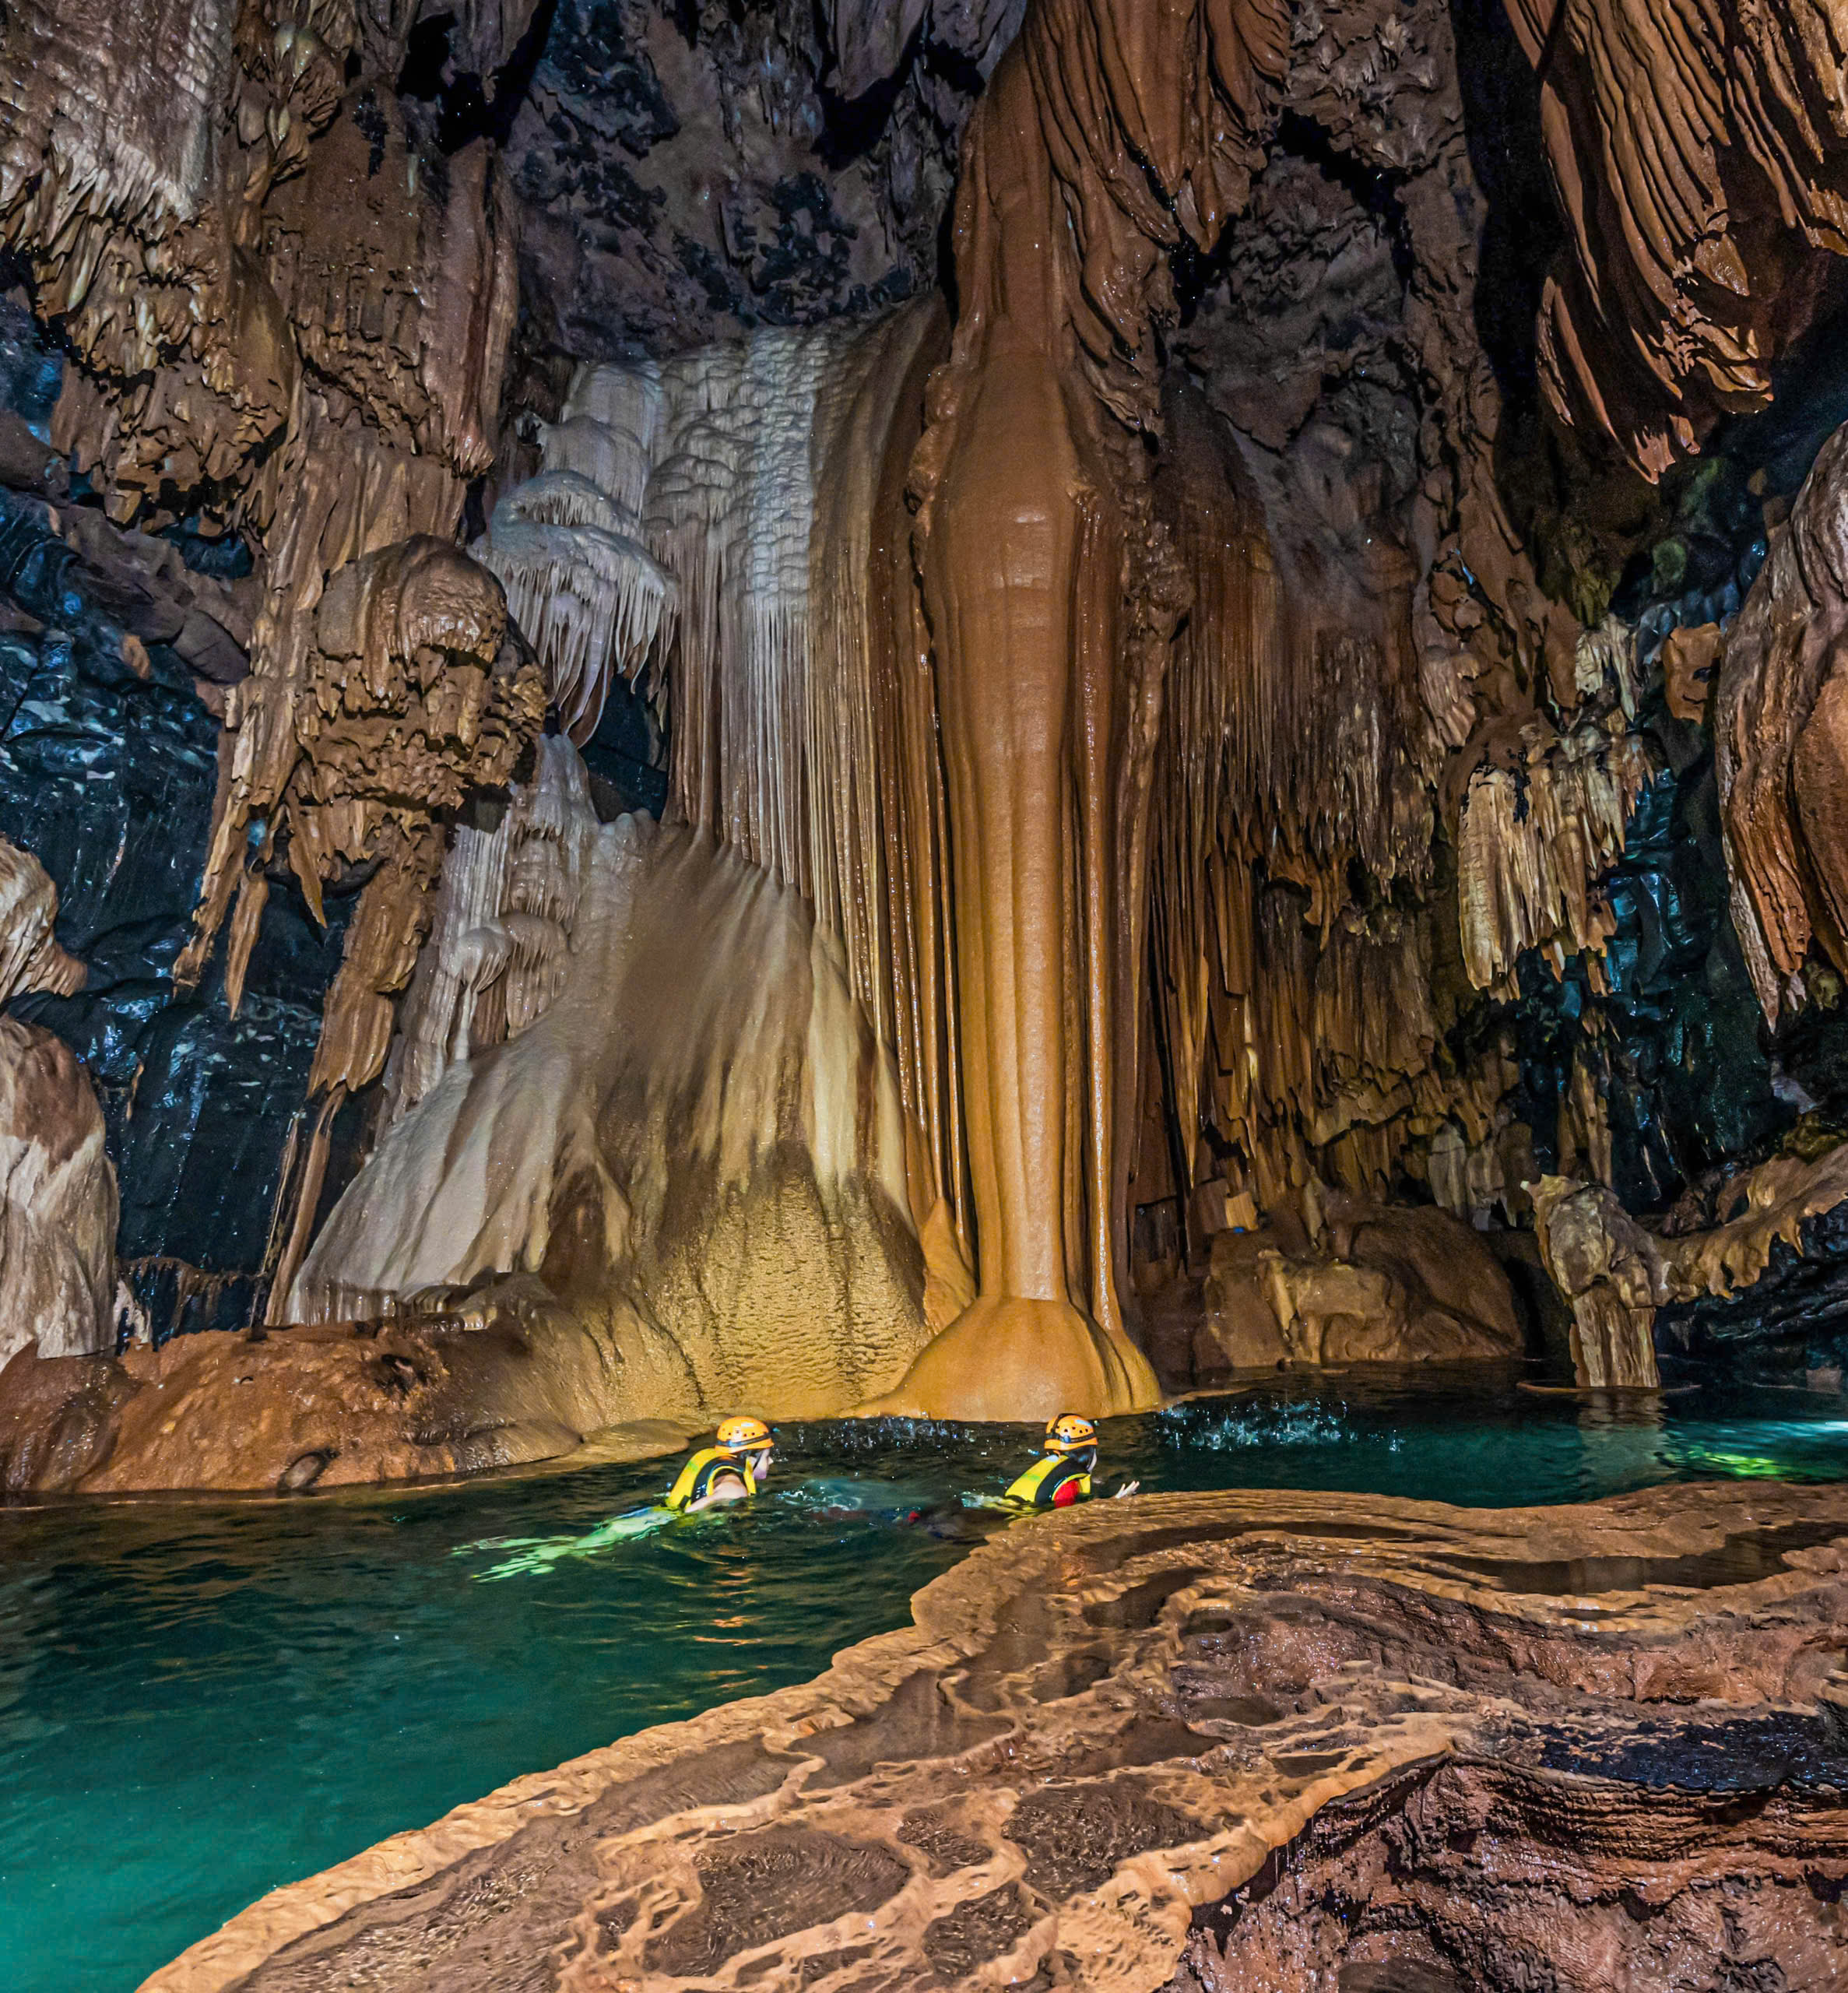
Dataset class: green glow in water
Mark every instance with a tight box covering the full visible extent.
[1,1370,1842,1992]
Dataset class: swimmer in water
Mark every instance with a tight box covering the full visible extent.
[993,1414,1140,1511]
[463,1416,778,1579]
[662,1415,777,1512]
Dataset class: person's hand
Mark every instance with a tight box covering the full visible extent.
[1112,1480,1140,1499]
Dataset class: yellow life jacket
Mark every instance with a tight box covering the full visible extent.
[1000,1452,1093,1510]
[665,1446,760,1513]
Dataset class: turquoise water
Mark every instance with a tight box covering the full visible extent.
[3,1369,1846,1993]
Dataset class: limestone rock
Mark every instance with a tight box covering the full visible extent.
[1508,0,1848,478]
[1203,1201,1523,1370]
[293,800,931,1431]
[1530,1174,1663,1390]
[0,834,114,1368]
[1719,424,1848,1025]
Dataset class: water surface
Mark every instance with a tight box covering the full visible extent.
[2,1368,1844,1993]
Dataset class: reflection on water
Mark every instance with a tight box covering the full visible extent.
[0,1369,1843,1993]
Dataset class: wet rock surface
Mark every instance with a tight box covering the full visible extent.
[0,311,346,1329]
[142,1482,1848,1992]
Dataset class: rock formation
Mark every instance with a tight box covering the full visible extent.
[6,0,1848,1439]
[1203,1198,1523,1371]
[139,1481,1848,1991]
[295,792,932,1429]
[0,835,114,1369]
[1506,0,1848,480]
[0,0,546,1333]
[1719,425,1848,1026]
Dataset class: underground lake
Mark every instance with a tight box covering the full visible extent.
[5,1369,1846,1993]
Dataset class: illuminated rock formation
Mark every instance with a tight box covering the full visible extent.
[294,781,931,1429]
[191,536,545,1314]
[475,364,675,745]
[141,1481,1848,1991]
[0,0,544,1325]
[1507,0,1848,479]
[1532,1137,1848,1389]
[0,835,114,1369]
[889,0,1288,1418]
[1456,712,1656,997]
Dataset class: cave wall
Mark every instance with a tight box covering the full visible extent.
[4,0,1848,1416]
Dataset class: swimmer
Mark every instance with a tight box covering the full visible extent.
[462,1415,778,1579]
[991,1414,1140,1511]
[662,1415,777,1513]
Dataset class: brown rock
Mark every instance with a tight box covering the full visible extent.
[1661,621,1723,725]
[1203,1202,1523,1369]
[138,1481,1848,1993]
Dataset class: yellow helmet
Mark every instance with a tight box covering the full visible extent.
[716,1415,773,1453]
[1044,1413,1098,1455]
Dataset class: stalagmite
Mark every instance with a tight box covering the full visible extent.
[1531,1176,1663,1390]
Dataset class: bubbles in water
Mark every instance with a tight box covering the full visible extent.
[1156,1401,1352,1450]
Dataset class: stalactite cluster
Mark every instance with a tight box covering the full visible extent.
[1506,0,1848,480]
[1456,708,1656,996]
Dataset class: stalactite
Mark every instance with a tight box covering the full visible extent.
[1506,0,1848,479]
[1456,714,1657,997]
[0,1,538,1309]
[475,362,676,744]
[644,324,850,888]
[384,735,596,1124]
[1141,377,1448,1234]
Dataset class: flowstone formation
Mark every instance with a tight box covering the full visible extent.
[143,1482,1848,1991]
[14,0,1848,1469]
